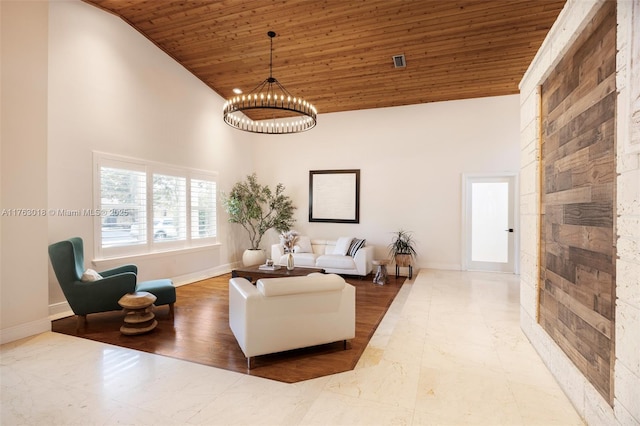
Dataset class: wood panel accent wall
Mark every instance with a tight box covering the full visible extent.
[539,1,616,404]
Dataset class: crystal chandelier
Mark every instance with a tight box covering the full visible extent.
[223,31,317,134]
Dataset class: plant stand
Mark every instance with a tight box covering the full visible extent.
[395,264,413,279]
[394,253,413,279]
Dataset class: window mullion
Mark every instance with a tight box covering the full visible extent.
[186,176,192,243]
[146,167,154,250]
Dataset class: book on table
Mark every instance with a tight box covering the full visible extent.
[258,264,281,271]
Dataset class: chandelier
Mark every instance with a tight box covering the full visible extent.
[223,31,317,134]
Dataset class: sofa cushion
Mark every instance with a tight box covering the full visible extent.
[316,254,357,270]
[257,273,345,297]
[333,237,354,255]
[293,236,313,253]
[321,241,336,255]
[288,253,317,267]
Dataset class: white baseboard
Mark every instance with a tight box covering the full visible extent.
[171,264,234,287]
[423,262,462,270]
[0,318,51,345]
[49,301,73,320]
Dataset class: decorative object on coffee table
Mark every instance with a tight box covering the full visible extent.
[222,173,296,266]
[118,291,158,335]
[280,230,298,271]
[372,259,389,285]
[258,260,280,271]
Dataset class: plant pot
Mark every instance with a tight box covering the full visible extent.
[242,249,266,267]
[395,254,412,267]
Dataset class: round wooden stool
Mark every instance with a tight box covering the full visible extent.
[372,259,389,285]
[118,291,158,335]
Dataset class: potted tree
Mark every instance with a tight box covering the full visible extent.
[388,230,417,278]
[223,173,295,266]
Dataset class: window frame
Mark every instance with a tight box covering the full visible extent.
[93,152,218,260]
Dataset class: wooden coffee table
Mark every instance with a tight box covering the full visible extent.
[231,265,325,283]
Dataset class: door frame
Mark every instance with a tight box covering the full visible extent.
[461,172,519,274]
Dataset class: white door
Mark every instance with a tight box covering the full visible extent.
[463,174,517,273]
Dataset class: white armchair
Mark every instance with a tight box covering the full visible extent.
[229,273,356,368]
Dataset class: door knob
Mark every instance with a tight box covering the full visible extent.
[505,228,514,232]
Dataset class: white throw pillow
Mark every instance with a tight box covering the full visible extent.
[293,236,313,253]
[81,269,103,282]
[333,237,354,255]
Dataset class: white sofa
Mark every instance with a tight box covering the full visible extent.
[271,237,373,276]
[228,273,355,368]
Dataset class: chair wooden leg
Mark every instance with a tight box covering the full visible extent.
[76,314,86,332]
[168,303,175,320]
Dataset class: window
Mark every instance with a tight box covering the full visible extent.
[100,165,147,248]
[152,174,186,241]
[94,153,217,258]
[191,178,217,239]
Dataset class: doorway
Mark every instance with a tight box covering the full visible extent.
[462,173,518,273]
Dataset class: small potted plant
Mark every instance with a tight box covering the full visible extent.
[223,173,295,266]
[388,230,417,268]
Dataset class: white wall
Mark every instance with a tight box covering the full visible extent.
[0,0,51,342]
[253,95,521,270]
[520,0,640,424]
[1,0,520,342]
[45,1,253,315]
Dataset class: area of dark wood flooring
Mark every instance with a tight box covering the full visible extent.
[52,273,405,383]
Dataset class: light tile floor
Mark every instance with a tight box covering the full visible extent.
[1,270,584,425]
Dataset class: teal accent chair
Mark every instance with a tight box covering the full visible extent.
[48,237,176,331]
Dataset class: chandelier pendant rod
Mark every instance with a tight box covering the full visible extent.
[269,30,274,80]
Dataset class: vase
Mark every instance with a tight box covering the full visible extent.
[287,252,294,270]
[242,249,266,267]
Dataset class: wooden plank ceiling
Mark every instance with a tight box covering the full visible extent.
[83,0,566,116]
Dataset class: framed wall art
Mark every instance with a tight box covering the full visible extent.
[309,169,360,223]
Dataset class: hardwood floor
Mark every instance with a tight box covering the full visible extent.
[51,273,405,383]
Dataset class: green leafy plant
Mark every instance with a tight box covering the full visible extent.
[388,230,417,266]
[223,173,295,250]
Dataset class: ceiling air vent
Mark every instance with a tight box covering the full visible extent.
[392,54,406,68]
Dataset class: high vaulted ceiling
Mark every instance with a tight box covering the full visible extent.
[83,0,566,116]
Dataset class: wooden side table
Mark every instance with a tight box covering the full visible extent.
[118,291,158,335]
[372,259,389,285]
